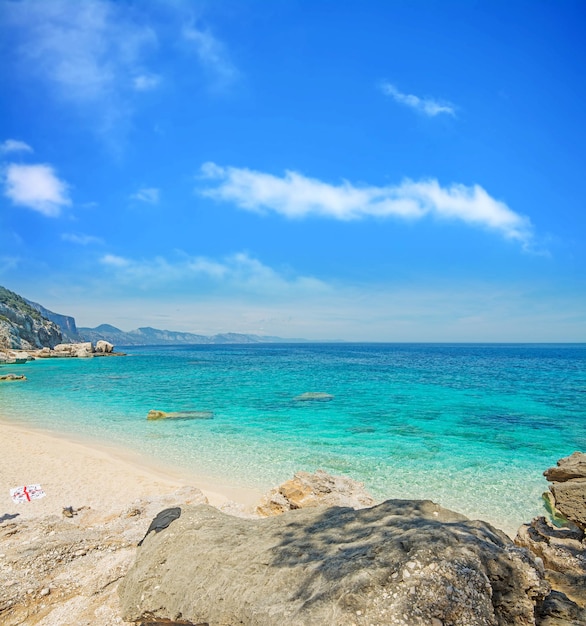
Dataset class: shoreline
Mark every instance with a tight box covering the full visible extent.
[0,416,263,521]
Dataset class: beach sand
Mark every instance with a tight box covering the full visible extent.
[0,418,265,626]
[0,419,263,521]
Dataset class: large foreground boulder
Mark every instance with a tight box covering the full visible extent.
[256,469,375,516]
[119,500,548,626]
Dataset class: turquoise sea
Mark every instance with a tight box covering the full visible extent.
[1,343,585,535]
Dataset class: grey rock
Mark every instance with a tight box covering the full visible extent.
[536,591,586,626]
[119,500,549,626]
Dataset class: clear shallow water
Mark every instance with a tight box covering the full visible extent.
[2,343,585,535]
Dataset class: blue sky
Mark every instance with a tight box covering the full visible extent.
[1,0,585,341]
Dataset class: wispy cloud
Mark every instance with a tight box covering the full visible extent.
[1,2,240,135]
[132,73,161,91]
[380,81,455,117]
[0,139,34,154]
[99,251,327,298]
[0,256,20,274]
[200,163,533,246]
[131,187,160,204]
[183,23,238,89]
[1,0,157,134]
[61,232,104,245]
[3,163,71,217]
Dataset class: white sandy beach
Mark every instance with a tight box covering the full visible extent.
[0,418,262,521]
[0,417,266,624]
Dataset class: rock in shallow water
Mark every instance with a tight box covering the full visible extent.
[256,469,375,516]
[119,499,548,626]
[294,391,334,402]
[146,409,214,421]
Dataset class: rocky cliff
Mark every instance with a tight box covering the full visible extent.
[0,286,63,350]
[24,298,80,342]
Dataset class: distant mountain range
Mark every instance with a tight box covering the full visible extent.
[77,324,304,346]
[0,284,306,349]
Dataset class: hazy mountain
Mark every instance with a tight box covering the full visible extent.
[1,285,307,349]
[78,324,306,346]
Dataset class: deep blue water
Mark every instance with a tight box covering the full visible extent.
[2,343,585,534]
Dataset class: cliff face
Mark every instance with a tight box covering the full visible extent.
[0,286,63,350]
[24,298,79,342]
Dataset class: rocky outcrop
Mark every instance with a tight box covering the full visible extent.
[515,452,586,619]
[0,286,63,350]
[543,452,586,531]
[95,340,114,354]
[256,469,375,516]
[53,342,95,358]
[516,518,586,615]
[119,500,549,626]
[146,409,214,421]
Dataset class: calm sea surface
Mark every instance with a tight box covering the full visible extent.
[2,343,585,534]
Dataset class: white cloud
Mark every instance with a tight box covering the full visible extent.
[62,233,104,245]
[3,163,71,217]
[183,23,238,88]
[0,139,33,154]
[380,81,455,117]
[131,187,160,204]
[200,163,533,245]
[101,254,130,268]
[132,73,161,91]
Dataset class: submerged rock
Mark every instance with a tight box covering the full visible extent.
[146,409,214,421]
[0,373,26,381]
[294,391,334,402]
[119,500,549,626]
[256,469,375,516]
